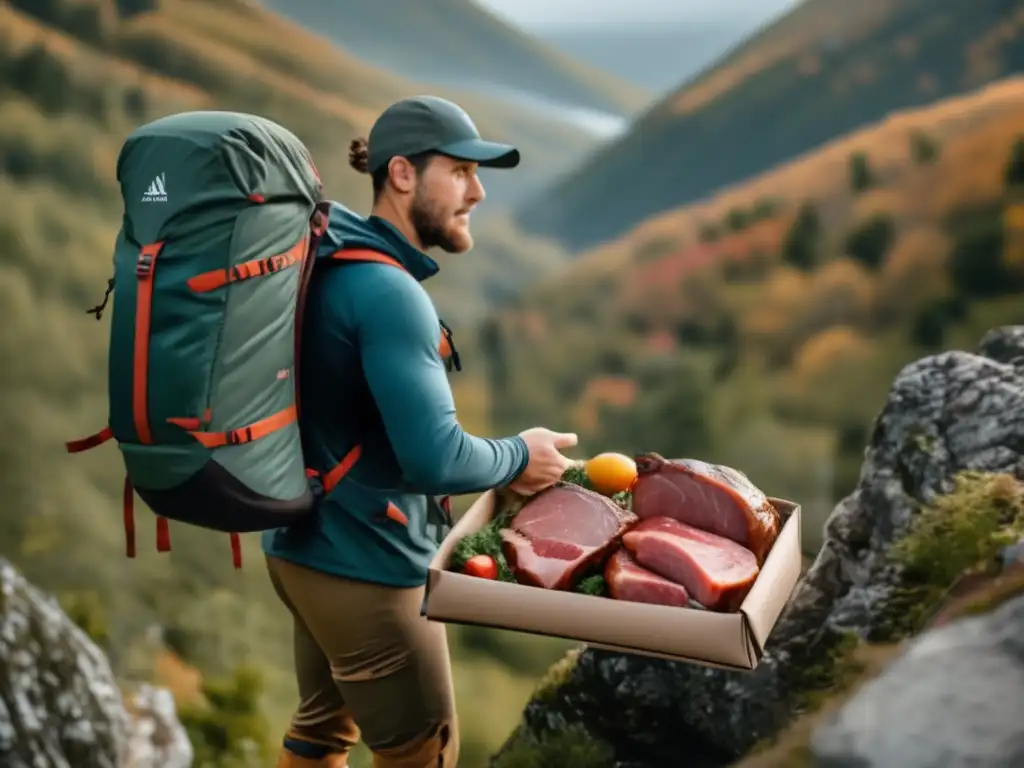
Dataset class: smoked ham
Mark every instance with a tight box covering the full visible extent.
[631,453,780,564]
[501,483,636,590]
[622,516,759,612]
[604,548,691,607]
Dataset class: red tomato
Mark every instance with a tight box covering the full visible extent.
[463,554,498,579]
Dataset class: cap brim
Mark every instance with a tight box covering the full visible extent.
[437,138,520,169]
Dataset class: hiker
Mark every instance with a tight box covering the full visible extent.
[262,95,579,768]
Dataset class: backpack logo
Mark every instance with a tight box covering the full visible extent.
[141,173,167,203]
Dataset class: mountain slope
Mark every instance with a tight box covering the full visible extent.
[483,76,1024,554]
[259,0,647,116]
[0,2,573,765]
[516,0,1024,252]
[535,19,756,93]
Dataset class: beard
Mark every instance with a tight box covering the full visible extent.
[410,185,473,254]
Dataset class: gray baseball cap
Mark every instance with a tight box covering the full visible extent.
[367,95,520,174]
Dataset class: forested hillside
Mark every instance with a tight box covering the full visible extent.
[517,0,1024,251]
[0,1,579,765]
[484,76,1024,553]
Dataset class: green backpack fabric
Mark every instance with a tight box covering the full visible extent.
[67,111,328,567]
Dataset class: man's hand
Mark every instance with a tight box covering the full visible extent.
[508,427,578,496]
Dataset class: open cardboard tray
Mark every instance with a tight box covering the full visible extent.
[423,490,802,671]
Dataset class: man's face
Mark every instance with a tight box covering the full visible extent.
[409,155,486,253]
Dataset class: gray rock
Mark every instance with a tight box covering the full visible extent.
[977,325,1024,366]
[495,336,1024,767]
[124,684,193,768]
[0,559,192,768]
[812,593,1024,768]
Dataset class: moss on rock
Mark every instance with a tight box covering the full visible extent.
[928,564,1024,627]
[532,647,582,703]
[892,471,1024,585]
[737,644,902,768]
[793,631,865,712]
[874,471,1024,639]
[741,472,1024,764]
[491,723,615,768]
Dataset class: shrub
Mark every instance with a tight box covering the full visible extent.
[698,221,722,242]
[947,213,1008,297]
[844,213,895,269]
[724,206,751,231]
[178,665,272,768]
[909,295,967,349]
[848,151,874,193]
[1006,136,1024,189]
[781,202,822,271]
[909,129,940,165]
[750,196,780,221]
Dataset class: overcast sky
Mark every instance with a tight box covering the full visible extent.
[476,0,802,29]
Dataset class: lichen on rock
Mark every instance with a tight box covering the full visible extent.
[492,327,1024,767]
[0,558,192,768]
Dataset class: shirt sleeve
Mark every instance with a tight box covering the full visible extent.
[348,265,529,496]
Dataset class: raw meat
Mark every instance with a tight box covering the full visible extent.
[622,516,759,612]
[632,453,780,564]
[604,548,691,607]
[501,483,636,590]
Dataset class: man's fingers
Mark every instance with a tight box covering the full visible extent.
[551,432,578,449]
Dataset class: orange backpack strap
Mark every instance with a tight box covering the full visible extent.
[328,249,461,370]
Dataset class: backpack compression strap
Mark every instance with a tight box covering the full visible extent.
[65,231,323,570]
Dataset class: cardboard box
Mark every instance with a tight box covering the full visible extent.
[423,490,802,671]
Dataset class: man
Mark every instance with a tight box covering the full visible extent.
[263,95,578,768]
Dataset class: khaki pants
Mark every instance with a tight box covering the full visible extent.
[266,555,459,767]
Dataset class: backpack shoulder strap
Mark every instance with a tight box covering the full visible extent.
[327,248,407,271]
[323,248,460,372]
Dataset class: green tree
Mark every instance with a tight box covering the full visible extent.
[750,196,779,221]
[178,665,272,768]
[724,207,751,232]
[595,356,711,458]
[909,129,940,165]
[1006,136,1024,189]
[781,202,822,271]
[848,151,874,193]
[698,222,722,242]
[948,214,1009,297]
[844,213,895,269]
[7,44,73,115]
[909,295,967,349]
[115,0,161,17]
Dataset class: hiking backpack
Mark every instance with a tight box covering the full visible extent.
[67,111,330,568]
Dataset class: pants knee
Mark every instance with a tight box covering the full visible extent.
[370,720,458,768]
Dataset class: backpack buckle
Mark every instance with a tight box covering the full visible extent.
[136,252,154,278]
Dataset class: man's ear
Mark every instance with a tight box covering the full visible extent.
[387,156,417,194]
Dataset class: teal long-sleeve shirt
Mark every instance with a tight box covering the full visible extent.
[262,204,528,586]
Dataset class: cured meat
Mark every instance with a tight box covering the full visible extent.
[622,517,759,612]
[501,483,636,590]
[632,453,780,564]
[604,548,691,607]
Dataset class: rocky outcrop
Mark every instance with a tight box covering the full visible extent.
[493,326,1024,767]
[976,325,1024,365]
[125,684,194,768]
[812,567,1024,768]
[0,558,193,768]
